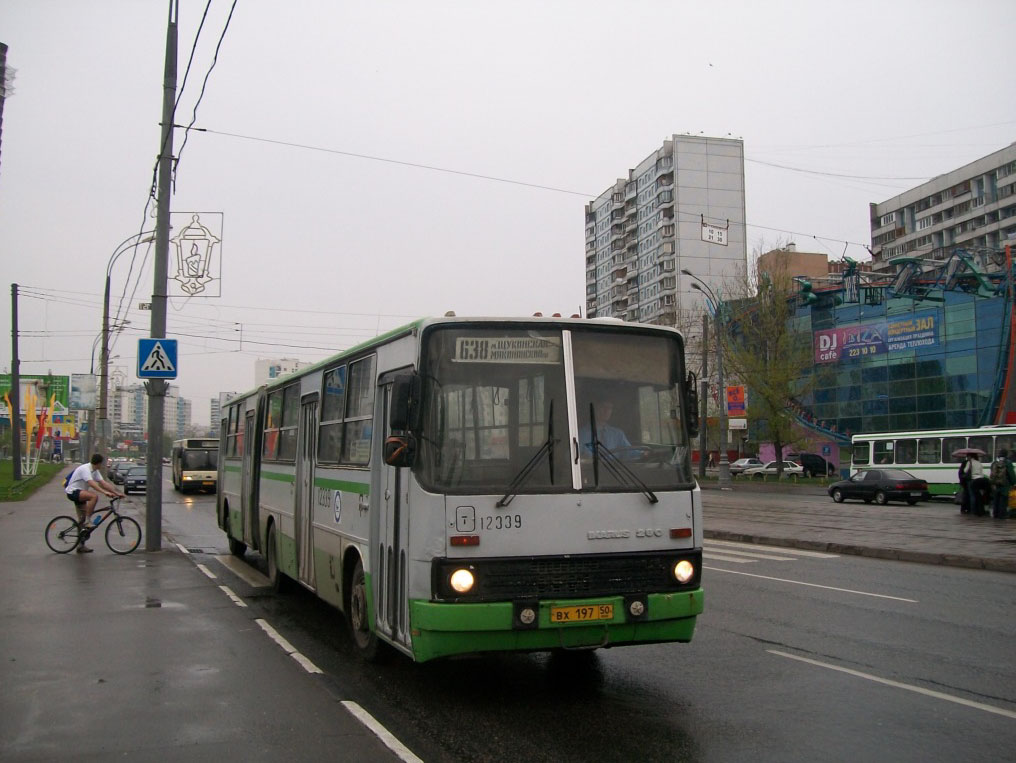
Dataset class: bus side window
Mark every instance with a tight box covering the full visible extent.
[873,441,893,464]
[917,438,940,463]
[942,437,966,463]
[895,439,916,464]
[851,442,870,465]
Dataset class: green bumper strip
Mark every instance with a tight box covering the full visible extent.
[408,590,704,662]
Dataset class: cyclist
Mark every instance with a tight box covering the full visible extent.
[64,454,126,553]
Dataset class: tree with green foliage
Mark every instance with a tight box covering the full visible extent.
[721,251,815,479]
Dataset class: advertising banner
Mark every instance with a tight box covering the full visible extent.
[70,374,97,410]
[814,311,938,364]
[726,385,746,415]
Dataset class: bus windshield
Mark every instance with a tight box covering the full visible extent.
[183,449,217,470]
[417,325,692,494]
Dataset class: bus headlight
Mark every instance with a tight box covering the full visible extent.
[449,568,475,593]
[673,559,695,584]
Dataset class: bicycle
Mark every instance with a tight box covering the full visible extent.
[45,497,142,555]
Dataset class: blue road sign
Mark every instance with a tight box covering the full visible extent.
[137,338,178,379]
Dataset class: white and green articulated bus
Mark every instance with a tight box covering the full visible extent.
[217,315,704,662]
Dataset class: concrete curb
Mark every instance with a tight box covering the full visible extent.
[704,529,1016,574]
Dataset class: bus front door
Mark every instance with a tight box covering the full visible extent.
[294,396,318,589]
[373,381,410,650]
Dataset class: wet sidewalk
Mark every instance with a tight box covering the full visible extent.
[0,477,407,761]
[700,480,1016,573]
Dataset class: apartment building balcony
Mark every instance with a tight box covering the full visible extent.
[625,182,637,200]
[656,156,674,173]
[612,192,625,208]
[656,173,673,189]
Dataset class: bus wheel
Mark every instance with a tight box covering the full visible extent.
[266,524,288,593]
[349,558,380,661]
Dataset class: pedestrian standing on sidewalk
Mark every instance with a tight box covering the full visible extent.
[957,460,971,513]
[988,449,1016,520]
[64,454,125,553]
[963,453,985,516]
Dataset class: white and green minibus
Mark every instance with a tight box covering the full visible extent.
[850,425,1016,496]
[218,315,704,662]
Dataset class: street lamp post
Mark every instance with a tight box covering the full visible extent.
[682,270,732,487]
[98,233,154,461]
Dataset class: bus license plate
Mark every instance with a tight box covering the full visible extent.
[550,604,613,623]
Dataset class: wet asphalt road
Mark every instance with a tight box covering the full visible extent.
[162,487,1016,762]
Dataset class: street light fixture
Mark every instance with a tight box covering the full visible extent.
[681,269,732,487]
[98,232,155,461]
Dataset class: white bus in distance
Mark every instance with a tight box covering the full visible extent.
[850,425,1016,497]
[217,315,704,663]
[171,438,219,493]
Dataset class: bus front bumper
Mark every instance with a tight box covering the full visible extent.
[407,589,704,662]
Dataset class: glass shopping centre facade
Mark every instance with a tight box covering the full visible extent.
[785,263,1014,456]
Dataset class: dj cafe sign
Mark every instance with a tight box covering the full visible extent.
[814,311,938,364]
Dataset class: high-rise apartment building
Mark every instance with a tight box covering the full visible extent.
[254,358,311,387]
[869,143,1016,273]
[584,135,747,325]
[210,391,238,433]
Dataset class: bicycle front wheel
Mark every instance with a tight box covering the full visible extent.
[105,515,142,554]
[46,515,83,554]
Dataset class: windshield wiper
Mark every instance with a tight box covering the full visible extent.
[497,402,555,508]
[592,441,658,504]
[587,403,657,504]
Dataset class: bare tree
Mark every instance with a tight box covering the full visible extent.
[722,245,814,478]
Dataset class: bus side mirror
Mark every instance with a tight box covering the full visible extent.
[383,434,417,467]
[685,372,699,438]
[389,372,421,432]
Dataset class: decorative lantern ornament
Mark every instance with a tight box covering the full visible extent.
[170,214,221,296]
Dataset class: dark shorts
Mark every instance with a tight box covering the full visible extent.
[67,489,84,505]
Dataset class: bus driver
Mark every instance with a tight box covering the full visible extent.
[580,400,633,453]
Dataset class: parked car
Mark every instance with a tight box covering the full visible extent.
[827,468,929,505]
[729,457,764,475]
[123,466,147,494]
[786,452,838,477]
[742,460,804,478]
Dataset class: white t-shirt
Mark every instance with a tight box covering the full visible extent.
[965,459,984,480]
[66,463,101,494]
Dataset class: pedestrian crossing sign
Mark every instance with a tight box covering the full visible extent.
[137,338,178,379]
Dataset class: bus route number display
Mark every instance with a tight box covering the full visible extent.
[454,337,561,364]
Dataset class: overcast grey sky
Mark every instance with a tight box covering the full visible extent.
[2,0,1015,423]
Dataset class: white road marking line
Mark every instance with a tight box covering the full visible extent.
[255,618,322,674]
[341,701,424,763]
[708,539,839,558]
[703,553,758,564]
[705,566,918,602]
[175,543,190,554]
[704,547,798,561]
[290,652,323,674]
[196,563,217,579]
[218,585,248,608]
[769,650,1016,720]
